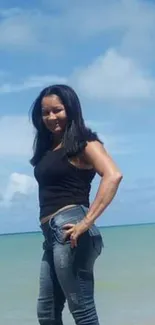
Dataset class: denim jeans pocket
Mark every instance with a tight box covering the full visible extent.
[88,224,104,255]
[49,216,79,245]
[49,222,104,255]
[49,208,86,245]
[53,226,67,244]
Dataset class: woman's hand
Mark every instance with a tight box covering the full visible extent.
[62,220,90,248]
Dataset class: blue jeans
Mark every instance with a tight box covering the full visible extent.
[37,205,103,325]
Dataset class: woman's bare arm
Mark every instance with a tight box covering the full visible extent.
[83,141,123,226]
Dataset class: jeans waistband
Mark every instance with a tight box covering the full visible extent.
[46,205,88,228]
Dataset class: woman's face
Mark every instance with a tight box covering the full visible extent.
[41,95,67,135]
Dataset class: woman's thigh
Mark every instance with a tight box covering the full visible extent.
[37,251,65,324]
[49,205,103,324]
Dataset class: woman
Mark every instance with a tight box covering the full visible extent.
[30,84,123,325]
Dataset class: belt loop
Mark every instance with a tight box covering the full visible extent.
[80,205,88,215]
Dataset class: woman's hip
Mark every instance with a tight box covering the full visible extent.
[40,204,103,256]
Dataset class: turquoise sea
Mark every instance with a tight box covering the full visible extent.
[0,224,155,325]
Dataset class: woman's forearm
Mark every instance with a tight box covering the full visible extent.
[84,173,123,226]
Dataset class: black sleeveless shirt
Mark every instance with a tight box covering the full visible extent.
[34,148,96,219]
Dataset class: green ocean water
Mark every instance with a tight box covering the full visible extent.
[0,224,155,325]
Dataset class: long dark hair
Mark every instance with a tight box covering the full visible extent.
[29,84,102,166]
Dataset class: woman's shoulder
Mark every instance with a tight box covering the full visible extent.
[79,140,103,169]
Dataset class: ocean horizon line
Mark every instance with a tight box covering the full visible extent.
[0,221,155,237]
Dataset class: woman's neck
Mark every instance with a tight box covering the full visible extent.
[52,134,63,149]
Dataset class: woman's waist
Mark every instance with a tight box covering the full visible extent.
[39,198,89,221]
[40,204,78,224]
[40,204,88,227]
[40,204,103,253]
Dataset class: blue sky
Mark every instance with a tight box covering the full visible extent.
[0,0,155,234]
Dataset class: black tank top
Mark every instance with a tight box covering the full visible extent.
[34,148,96,219]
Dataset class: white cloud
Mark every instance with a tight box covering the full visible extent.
[0,7,65,53]
[98,133,134,155]
[86,120,135,155]
[0,115,33,156]
[0,171,38,234]
[0,1,154,104]
[1,49,154,101]
[1,172,37,206]
[73,49,155,100]
[119,0,155,61]
[0,114,132,162]
[0,8,37,49]
[0,0,155,60]
[0,75,67,93]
